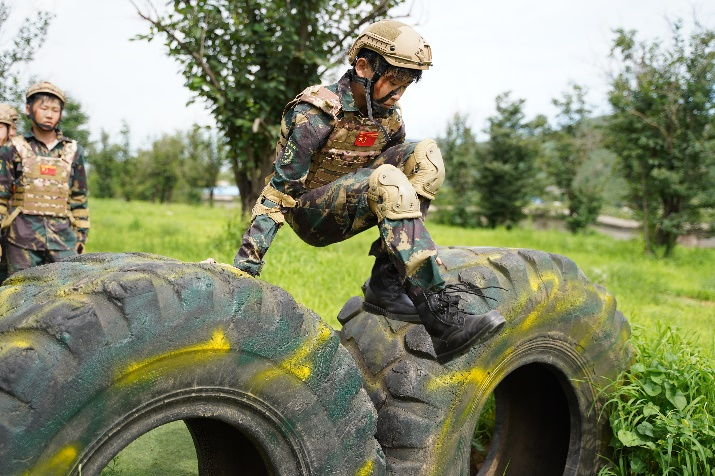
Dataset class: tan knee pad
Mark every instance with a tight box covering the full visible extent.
[367,164,422,221]
[404,138,445,200]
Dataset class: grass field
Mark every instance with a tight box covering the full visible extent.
[90,198,715,336]
[86,198,714,475]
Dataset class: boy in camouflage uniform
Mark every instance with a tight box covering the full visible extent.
[0,104,19,281]
[235,20,505,363]
[0,82,89,276]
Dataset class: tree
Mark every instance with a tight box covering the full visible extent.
[435,113,481,227]
[58,96,91,145]
[88,130,120,198]
[547,84,611,233]
[183,126,226,205]
[133,0,406,215]
[608,22,715,256]
[138,133,184,204]
[477,92,541,229]
[115,122,138,202]
[0,1,52,104]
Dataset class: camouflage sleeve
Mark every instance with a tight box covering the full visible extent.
[69,144,89,243]
[233,213,279,276]
[233,103,333,275]
[0,143,17,222]
[269,102,333,197]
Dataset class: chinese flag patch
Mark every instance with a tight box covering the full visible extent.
[40,165,57,176]
[354,131,379,147]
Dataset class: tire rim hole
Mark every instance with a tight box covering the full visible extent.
[473,363,574,476]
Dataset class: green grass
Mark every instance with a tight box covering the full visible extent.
[86,198,714,475]
[100,421,196,475]
[89,198,715,336]
[598,325,715,475]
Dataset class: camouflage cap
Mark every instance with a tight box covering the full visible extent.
[26,81,66,103]
[348,20,432,71]
[0,104,19,126]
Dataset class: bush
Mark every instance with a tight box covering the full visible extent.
[599,325,715,475]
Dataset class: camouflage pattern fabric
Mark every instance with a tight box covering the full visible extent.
[0,130,87,275]
[279,83,403,191]
[234,70,443,295]
[270,70,406,198]
[4,241,75,275]
[0,252,7,283]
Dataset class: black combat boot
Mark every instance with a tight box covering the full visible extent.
[414,283,506,363]
[362,258,420,322]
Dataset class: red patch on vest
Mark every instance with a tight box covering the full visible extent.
[40,165,57,176]
[354,131,379,147]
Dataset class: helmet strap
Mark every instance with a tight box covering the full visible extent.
[349,64,392,142]
[28,110,59,132]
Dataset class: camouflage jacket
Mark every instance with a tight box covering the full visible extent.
[270,70,405,197]
[0,130,89,251]
[235,70,406,275]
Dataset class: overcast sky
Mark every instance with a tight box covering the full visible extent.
[6,0,715,149]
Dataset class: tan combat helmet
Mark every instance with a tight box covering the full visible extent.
[348,20,432,71]
[0,104,18,126]
[26,81,66,103]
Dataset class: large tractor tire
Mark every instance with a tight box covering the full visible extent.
[338,246,632,476]
[0,253,384,476]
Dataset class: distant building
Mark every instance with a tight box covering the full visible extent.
[203,181,239,202]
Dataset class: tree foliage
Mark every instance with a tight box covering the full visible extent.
[608,22,715,256]
[182,126,226,205]
[139,133,184,203]
[133,0,405,215]
[87,125,226,206]
[115,123,137,202]
[59,96,91,145]
[435,113,482,227]
[89,130,121,199]
[546,84,611,233]
[477,92,542,229]
[0,1,52,104]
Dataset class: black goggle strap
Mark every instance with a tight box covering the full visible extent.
[375,86,404,104]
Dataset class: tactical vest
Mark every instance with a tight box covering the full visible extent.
[279,85,403,191]
[10,136,76,218]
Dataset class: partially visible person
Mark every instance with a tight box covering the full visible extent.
[0,82,90,276]
[0,104,18,144]
[0,103,19,281]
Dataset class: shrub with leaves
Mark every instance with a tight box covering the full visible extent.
[599,325,715,476]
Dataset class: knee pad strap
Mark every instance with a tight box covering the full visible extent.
[367,164,422,222]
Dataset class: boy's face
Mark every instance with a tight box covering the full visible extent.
[0,124,8,144]
[372,72,412,108]
[26,97,62,131]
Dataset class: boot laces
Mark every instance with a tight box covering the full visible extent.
[430,282,502,325]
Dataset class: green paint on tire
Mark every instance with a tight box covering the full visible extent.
[0,252,384,476]
[338,246,632,476]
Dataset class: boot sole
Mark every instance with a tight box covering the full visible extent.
[435,311,506,364]
[362,301,422,323]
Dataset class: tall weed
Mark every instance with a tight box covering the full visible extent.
[598,325,715,476]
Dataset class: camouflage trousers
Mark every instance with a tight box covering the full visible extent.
[3,241,77,277]
[285,142,444,297]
